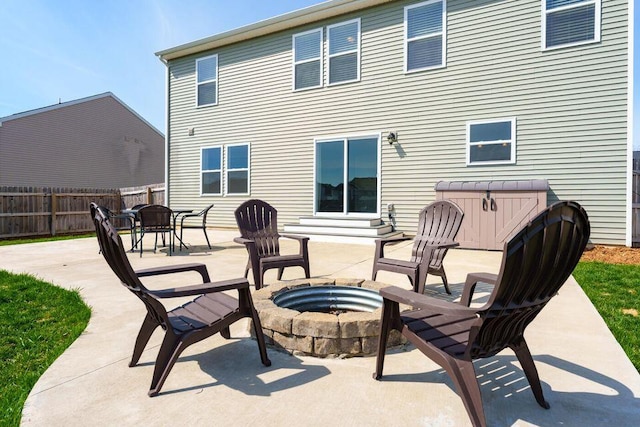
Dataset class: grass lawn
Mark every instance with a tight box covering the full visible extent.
[573,261,640,373]
[0,270,91,427]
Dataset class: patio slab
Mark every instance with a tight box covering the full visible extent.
[1,228,639,426]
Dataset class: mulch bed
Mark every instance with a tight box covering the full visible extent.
[580,245,640,265]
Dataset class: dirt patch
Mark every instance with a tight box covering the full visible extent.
[580,245,640,265]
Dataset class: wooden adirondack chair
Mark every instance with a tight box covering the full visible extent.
[372,200,464,294]
[234,199,310,290]
[91,203,271,396]
[373,201,590,427]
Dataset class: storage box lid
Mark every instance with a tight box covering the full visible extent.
[435,179,549,192]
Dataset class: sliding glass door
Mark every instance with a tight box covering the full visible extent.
[315,135,380,216]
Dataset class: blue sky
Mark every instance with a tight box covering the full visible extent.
[0,0,638,148]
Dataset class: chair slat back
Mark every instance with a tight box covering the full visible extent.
[411,200,464,266]
[91,203,169,328]
[235,199,281,257]
[138,205,172,230]
[468,201,590,359]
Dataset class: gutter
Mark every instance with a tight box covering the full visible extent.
[155,0,393,61]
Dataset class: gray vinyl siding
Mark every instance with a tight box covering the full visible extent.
[0,95,165,189]
[166,0,630,245]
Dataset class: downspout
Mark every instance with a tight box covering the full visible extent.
[160,57,170,208]
[626,0,635,247]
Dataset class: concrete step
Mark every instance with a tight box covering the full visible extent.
[283,216,402,245]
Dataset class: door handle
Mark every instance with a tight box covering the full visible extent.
[490,198,497,211]
[482,198,488,211]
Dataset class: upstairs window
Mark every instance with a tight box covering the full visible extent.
[466,118,516,165]
[196,55,218,107]
[201,147,222,195]
[405,0,446,73]
[226,144,250,194]
[327,19,360,85]
[543,0,600,49]
[293,29,323,90]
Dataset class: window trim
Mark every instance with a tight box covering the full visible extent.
[404,0,447,74]
[200,146,222,196]
[326,18,361,86]
[541,0,601,51]
[195,54,218,107]
[466,118,517,166]
[292,28,324,92]
[225,143,251,196]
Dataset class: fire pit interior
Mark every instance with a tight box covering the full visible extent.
[251,278,405,358]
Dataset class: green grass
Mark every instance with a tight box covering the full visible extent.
[573,261,640,372]
[0,233,95,247]
[0,270,91,427]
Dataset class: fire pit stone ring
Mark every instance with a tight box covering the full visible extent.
[251,278,409,358]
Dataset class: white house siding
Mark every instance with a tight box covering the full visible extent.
[166,0,630,245]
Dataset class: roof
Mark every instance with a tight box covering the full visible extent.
[156,0,393,62]
[0,92,163,137]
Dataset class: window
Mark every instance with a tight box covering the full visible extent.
[543,0,600,49]
[405,0,446,73]
[201,147,222,195]
[293,28,323,90]
[466,118,516,165]
[327,19,360,85]
[196,55,218,107]
[226,144,250,194]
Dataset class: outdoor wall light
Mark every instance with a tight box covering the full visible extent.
[387,131,398,145]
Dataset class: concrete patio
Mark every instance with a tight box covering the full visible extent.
[2,228,639,426]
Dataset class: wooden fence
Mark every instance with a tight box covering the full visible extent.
[0,184,164,239]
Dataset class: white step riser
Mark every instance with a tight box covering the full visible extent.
[299,217,382,227]
[285,224,393,237]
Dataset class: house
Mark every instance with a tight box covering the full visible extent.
[157,0,633,247]
[0,92,165,189]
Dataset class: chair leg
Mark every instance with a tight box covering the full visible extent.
[446,358,486,427]
[372,265,378,281]
[373,299,396,380]
[510,339,550,409]
[220,327,231,339]
[441,270,451,295]
[130,313,159,367]
[203,227,211,249]
[148,333,184,397]
[277,267,284,281]
[245,291,271,367]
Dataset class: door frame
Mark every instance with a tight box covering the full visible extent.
[313,132,382,218]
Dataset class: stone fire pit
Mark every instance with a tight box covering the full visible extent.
[251,278,408,358]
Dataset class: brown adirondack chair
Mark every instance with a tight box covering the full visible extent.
[234,199,310,290]
[373,201,590,427]
[372,200,464,294]
[90,203,271,397]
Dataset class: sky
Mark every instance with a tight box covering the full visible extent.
[0,0,638,148]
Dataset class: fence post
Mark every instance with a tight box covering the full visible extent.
[51,192,57,236]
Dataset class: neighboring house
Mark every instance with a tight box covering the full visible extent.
[157,0,633,246]
[0,92,164,189]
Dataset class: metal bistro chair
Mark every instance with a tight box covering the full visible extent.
[178,204,214,250]
[90,203,271,396]
[373,201,590,427]
[136,204,173,256]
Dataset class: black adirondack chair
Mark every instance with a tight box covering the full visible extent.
[373,201,590,427]
[91,203,271,396]
[372,200,464,294]
[234,199,310,290]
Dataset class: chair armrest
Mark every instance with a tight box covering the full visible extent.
[460,272,498,307]
[281,234,310,243]
[379,285,478,316]
[374,235,412,260]
[136,263,210,283]
[234,236,254,245]
[149,278,249,298]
